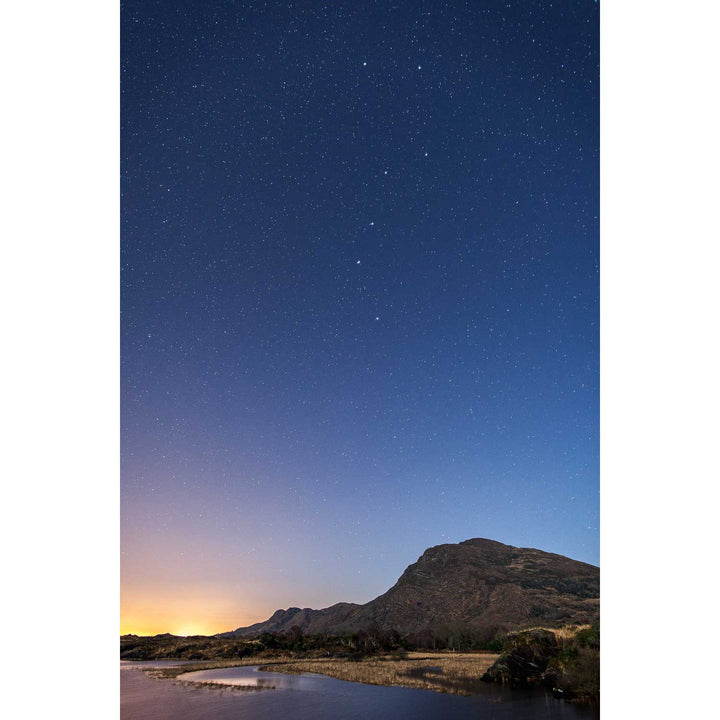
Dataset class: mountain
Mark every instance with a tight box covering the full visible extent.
[220,538,599,639]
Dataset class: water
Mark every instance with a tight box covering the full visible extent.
[121,662,599,720]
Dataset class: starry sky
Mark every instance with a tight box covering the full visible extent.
[121,0,599,636]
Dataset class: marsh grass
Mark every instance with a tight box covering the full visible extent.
[173,679,276,692]
[143,651,498,696]
[134,625,592,698]
[259,651,499,695]
[147,658,283,680]
[144,659,283,693]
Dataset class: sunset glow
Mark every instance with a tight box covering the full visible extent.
[120,590,261,637]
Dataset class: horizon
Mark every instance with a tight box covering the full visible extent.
[120,535,599,636]
[121,0,598,637]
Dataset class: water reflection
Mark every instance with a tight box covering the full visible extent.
[122,662,599,720]
[178,665,343,691]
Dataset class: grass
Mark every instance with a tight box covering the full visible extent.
[145,658,282,693]
[522,624,593,641]
[142,651,499,696]
[138,626,591,697]
[173,679,276,692]
[146,658,276,680]
[260,652,499,695]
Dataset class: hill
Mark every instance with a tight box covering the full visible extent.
[220,538,599,640]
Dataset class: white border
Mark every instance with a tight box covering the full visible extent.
[602,1,718,717]
[1,2,119,717]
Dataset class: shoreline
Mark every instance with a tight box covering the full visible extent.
[140,652,500,697]
[125,624,598,703]
[257,652,499,695]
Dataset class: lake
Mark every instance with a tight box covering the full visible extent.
[121,661,599,720]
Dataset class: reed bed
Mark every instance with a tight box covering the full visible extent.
[143,650,499,696]
[148,658,271,680]
[174,679,276,692]
[260,651,499,695]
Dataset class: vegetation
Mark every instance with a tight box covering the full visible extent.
[147,658,274,680]
[143,652,498,696]
[175,679,275,692]
[545,624,600,702]
[124,623,597,703]
[122,624,507,661]
[260,652,498,695]
[482,624,599,704]
[121,634,259,660]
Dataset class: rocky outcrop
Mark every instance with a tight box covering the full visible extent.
[482,629,559,683]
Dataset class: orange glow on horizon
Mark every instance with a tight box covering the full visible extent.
[121,586,265,637]
[120,620,227,637]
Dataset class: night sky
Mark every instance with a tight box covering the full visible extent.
[121,0,599,636]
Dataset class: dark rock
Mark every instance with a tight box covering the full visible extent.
[482,629,559,684]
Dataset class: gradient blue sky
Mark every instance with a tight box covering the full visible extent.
[121,0,598,635]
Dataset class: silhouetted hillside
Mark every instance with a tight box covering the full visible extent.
[222,539,599,639]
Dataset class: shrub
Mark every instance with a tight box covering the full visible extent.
[575,624,600,650]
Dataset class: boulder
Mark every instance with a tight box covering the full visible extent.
[482,629,559,684]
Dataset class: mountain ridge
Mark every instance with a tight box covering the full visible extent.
[219,538,599,639]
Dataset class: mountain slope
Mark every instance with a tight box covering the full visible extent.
[221,538,599,638]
